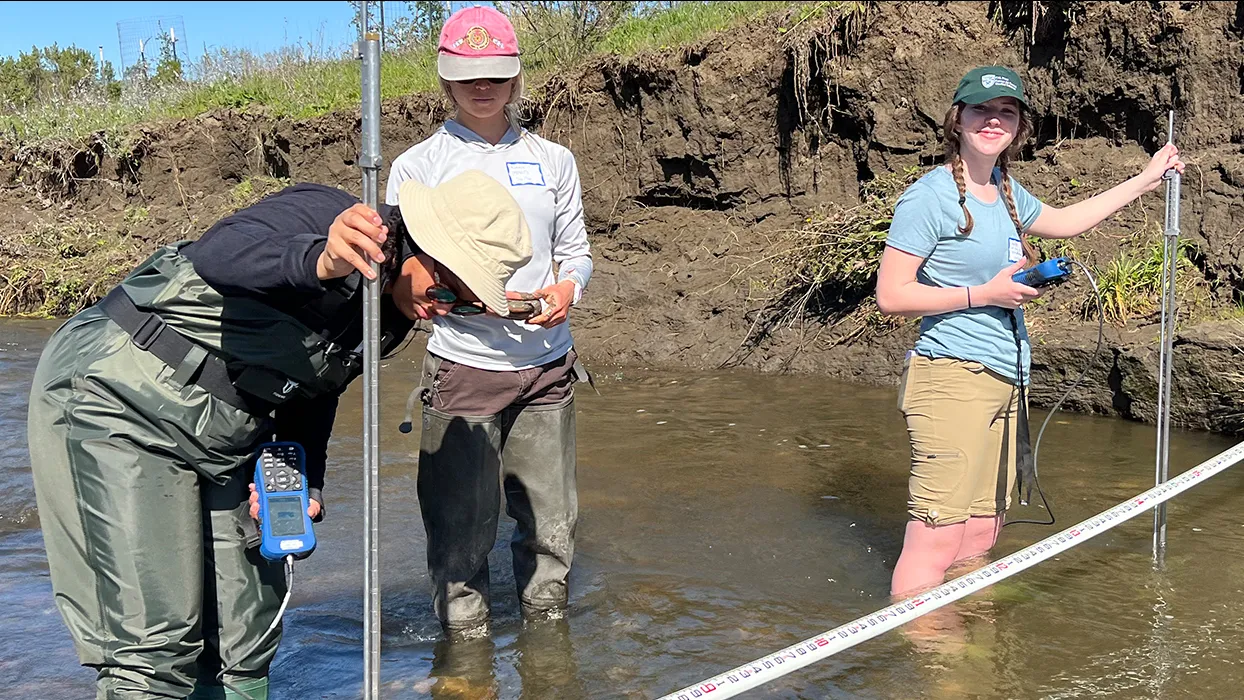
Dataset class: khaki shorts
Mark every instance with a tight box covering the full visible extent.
[897,354,1021,526]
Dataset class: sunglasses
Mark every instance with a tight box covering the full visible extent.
[425,285,542,320]
[453,77,512,85]
[426,285,486,316]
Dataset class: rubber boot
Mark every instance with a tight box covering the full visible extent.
[188,677,269,700]
[499,395,578,620]
[514,618,587,698]
[225,677,270,700]
[429,636,499,699]
[185,681,266,700]
[187,685,224,700]
[417,406,504,639]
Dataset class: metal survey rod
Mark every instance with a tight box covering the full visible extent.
[356,5,383,697]
[1153,110,1180,566]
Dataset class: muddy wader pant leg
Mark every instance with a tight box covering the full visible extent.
[415,350,581,635]
[27,313,284,699]
[500,394,578,619]
[417,407,504,637]
[190,478,285,700]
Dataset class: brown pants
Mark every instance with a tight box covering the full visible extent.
[423,349,578,415]
[415,348,581,635]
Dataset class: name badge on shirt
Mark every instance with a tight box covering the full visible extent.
[506,161,545,186]
[1008,237,1024,263]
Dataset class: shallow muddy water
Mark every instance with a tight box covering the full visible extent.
[2,318,1242,699]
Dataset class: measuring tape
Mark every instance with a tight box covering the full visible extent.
[657,440,1244,700]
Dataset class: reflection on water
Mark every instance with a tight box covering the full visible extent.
[2,319,1243,699]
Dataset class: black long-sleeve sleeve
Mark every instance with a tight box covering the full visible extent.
[183,183,416,315]
[182,183,360,310]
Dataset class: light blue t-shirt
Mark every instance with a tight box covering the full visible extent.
[885,165,1044,385]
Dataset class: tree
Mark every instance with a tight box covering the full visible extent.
[124,60,150,88]
[386,1,449,51]
[98,59,122,99]
[99,59,116,85]
[347,1,451,52]
[0,43,98,109]
[493,1,637,70]
[42,44,96,95]
[152,32,184,86]
[348,1,381,37]
[0,49,42,108]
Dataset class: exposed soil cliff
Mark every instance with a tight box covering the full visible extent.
[3,1,1242,432]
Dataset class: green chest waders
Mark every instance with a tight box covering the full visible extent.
[27,245,369,700]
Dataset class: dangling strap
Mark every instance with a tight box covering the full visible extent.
[399,352,444,433]
[570,350,600,395]
[1008,310,1036,506]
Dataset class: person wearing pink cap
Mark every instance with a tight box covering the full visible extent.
[386,5,594,641]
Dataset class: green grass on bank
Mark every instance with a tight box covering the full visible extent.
[600,1,792,54]
[0,1,797,150]
[1087,230,1209,325]
[2,49,443,148]
[0,173,296,318]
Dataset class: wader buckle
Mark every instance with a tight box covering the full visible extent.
[131,313,167,351]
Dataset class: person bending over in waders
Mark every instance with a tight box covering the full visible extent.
[26,169,533,700]
[384,5,594,643]
[875,66,1184,598]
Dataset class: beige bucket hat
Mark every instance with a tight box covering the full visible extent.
[397,169,533,316]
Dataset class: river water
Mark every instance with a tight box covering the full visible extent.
[2,318,1242,699]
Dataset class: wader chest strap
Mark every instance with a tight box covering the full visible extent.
[98,287,277,416]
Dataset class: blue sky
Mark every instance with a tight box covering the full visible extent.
[0,2,368,69]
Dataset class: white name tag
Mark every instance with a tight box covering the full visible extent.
[506,161,545,186]
[1008,237,1023,263]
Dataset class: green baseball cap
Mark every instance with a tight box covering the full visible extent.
[953,66,1027,106]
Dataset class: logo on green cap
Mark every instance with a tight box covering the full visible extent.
[981,73,1017,91]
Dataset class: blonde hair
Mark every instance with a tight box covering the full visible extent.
[439,71,527,138]
[941,101,1037,260]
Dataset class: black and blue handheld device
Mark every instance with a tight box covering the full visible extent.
[254,442,316,561]
[1013,257,1072,289]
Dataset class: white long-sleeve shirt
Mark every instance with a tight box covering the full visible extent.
[385,119,593,371]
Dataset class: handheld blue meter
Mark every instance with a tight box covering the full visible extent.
[1013,257,1073,289]
[254,442,316,561]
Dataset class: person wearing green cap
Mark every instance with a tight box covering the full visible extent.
[876,65,1184,597]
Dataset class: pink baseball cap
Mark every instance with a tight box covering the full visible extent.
[437,6,521,82]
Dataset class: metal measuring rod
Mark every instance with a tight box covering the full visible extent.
[1153,110,1181,567]
[355,1,383,695]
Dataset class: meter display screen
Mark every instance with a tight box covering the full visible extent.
[267,496,306,537]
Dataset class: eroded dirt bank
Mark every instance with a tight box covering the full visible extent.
[3,1,1243,432]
